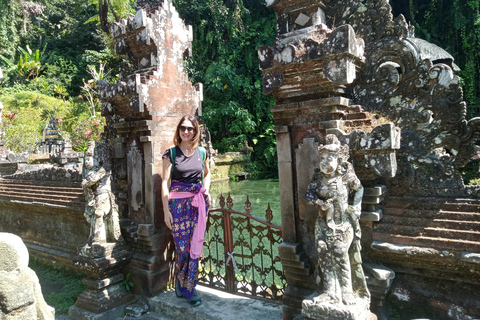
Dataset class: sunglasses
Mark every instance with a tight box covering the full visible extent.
[180,125,195,133]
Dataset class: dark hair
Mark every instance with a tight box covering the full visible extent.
[173,114,200,148]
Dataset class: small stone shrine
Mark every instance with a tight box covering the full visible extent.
[97,0,202,296]
[38,115,64,154]
[259,0,480,319]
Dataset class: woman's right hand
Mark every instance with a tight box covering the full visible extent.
[164,209,173,230]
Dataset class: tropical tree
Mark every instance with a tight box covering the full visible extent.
[0,0,22,62]
[173,0,278,173]
[85,0,135,32]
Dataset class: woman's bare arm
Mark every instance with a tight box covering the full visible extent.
[162,157,173,229]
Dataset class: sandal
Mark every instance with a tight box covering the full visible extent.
[188,288,201,306]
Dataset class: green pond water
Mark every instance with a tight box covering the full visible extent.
[209,179,282,226]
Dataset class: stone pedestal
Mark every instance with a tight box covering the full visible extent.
[301,293,375,320]
[68,243,134,320]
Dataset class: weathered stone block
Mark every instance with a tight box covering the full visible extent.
[0,272,35,312]
[360,210,383,222]
[323,57,357,84]
[0,233,54,320]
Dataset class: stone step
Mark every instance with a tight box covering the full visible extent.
[0,185,84,197]
[372,232,480,252]
[0,185,83,197]
[0,191,84,203]
[0,179,81,190]
[374,224,480,242]
[441,202,480,212]
[382,207,480,221]
[347,105,363,113]
[148,285,282,320]
[385,197,480,212]
[346,112,369,120]
[0,194,84,207]
[381,216,480,231]
[343,119,374,128]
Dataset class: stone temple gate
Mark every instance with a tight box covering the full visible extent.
[97,0,203,296]
[258,0,480,319]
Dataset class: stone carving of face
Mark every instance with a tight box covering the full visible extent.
[84,155,94,170]
[319,152,338,176]
[179,119,195,142]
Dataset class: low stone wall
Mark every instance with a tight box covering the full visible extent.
[211,152,251,182]
[0,177,88,269]
[0,162,16,177]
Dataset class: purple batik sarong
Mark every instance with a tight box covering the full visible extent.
[169,181,209,300]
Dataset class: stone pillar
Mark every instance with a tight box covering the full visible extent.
[259,2,367,319]
[275,125,295,243]
[257,1,401,319]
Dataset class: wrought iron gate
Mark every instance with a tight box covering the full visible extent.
[199,193,286,301]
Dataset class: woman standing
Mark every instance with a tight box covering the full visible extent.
[161,115,210,306]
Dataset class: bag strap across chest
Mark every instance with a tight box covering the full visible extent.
[170,146,206,180]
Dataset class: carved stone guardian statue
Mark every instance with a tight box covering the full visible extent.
[82,141,122,244]
[302,134,372,320]
[69,141,133,319]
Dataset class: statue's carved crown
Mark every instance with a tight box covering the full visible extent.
[318,134,349,161]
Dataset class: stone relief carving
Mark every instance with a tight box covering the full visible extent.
[82,141,122,244]
[325,0,480,197]
[127,140,144,211]
[302,134,370,320]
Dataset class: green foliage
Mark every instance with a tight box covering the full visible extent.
[0,0,122,98]
[392,0,480,118]
[0,90,98,152]
[120,273,134,292]
[459,161,480,185]
[174,0,278,173]
[0,0,21,61]
[16,44,47,79]
[29,259,86,312]
[79,62,115,117]
[69,114,106,151]
[85,0,135,25]
[4,123,41,153]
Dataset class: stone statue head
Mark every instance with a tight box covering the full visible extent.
[318,134,349,175]
[84,141,96,170]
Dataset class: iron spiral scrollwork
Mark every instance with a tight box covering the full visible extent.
[199,194,285,301]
